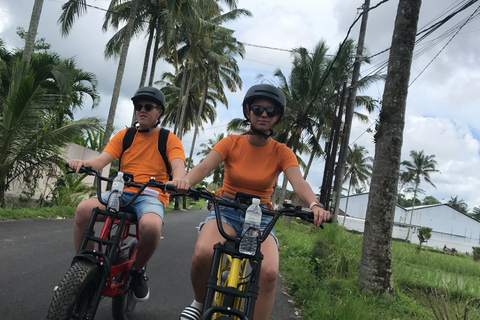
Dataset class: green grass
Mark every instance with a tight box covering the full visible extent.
[0,199,206,220]
[275,219,480,320]
[0,206,76,220]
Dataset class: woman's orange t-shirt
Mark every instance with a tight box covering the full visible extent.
[212,134,298,204]
[103,128,185,206]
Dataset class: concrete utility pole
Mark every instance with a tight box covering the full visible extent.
[331,0,370,218]
[320,77,347,217]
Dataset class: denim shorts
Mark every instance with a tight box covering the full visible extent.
[200,197,278,246]
[97,190,165,221]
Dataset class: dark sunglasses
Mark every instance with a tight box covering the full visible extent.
[134,103,158,112]
[249,105,279,117]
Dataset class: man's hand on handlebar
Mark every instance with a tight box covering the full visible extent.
[311,205,331,227]
[67,159,88,173]
[172,178,191,193]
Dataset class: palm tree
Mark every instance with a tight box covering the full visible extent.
[159,70,218,132]
[342,144,373,224]
[400,150,438,240]
[197,133,225,187]
[168,0,249,139]
[58,0,141,149]
[43,57,100,129]
[0,53,101,206]
[447,196,468,213]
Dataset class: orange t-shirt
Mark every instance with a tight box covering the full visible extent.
[213,134,298,203]
[104,128,185,206]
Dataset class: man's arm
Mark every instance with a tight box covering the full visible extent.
[68,152,115,173]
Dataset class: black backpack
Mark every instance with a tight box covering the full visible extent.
[120,127,172,181]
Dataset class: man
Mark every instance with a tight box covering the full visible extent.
[68,86,185,301]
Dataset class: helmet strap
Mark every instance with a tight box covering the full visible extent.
[248,126,274,139]
[134,121,159,133]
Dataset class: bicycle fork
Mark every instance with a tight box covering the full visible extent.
[202,242,263,320]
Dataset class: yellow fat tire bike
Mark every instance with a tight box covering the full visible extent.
[178,189,331,320]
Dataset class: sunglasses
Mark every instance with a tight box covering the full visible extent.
[134,103,158,112]
[249,105,279,117]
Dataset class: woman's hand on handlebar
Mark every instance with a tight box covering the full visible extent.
[311,205,331,227]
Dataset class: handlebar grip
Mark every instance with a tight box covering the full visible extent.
[164,183,176,192]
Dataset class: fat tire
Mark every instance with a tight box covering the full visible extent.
[46,260,101,320]
[112,289,136,320]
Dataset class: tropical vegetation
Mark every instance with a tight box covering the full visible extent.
[0,40,101,207]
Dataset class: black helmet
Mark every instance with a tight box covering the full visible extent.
[131,86,166,111]
[242,84,286,121]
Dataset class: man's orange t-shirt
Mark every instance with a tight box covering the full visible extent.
[212,134,298,204]
[104,128,185,206]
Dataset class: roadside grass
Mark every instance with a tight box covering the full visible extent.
[0,199,206,220]
[275,219,480,320]
[0,206,76,220]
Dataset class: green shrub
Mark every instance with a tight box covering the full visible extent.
[472,246,480,262]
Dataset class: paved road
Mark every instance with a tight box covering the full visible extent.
[0,209,300,319]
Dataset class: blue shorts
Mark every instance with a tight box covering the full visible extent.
[200,197,278,246]
[97,190,165,221]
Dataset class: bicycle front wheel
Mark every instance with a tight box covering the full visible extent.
[46,260,101,320]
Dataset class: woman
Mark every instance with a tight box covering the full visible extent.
[177,84,330,320]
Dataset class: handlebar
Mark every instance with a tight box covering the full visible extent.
[173,187,331,244]
[65,163,176,209]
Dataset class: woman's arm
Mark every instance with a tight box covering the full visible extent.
[176,150,224,192]
[284,165,330,226]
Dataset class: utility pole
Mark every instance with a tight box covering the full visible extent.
[320,77,347,218]
[331,0,370,218]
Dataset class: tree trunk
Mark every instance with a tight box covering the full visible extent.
[405,184,418,241]
[358,0,421,294]
[174,62,189,134]
[22,0,44,63]
[102,0,139,149]
[303,129,322,180]
[278,174,289,208]
[343,181,352,226]
[131,24,155,126]
[177,65,196,140]
[140,24,155,87]
[148,28,161,86]
[187,77,209,172]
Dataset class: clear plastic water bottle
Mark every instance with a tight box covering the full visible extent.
[107,172,124,212]
[239,198,262,256]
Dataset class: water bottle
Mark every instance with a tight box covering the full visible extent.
[239,198,262,256]
[107,172,124,212]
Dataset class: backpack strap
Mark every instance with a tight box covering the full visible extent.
[120,127,137,170]
[158,128,172,181]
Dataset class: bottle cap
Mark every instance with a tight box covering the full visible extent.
[252,198,260,205]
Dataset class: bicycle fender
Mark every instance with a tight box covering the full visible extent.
[72,254,101,267]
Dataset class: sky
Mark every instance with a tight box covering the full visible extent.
[2,0,480,210]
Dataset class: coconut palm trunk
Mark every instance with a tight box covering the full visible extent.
[102,0,140,149]
[22,0,44,63]
[188,77,209,172]
[358,0,421,294]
